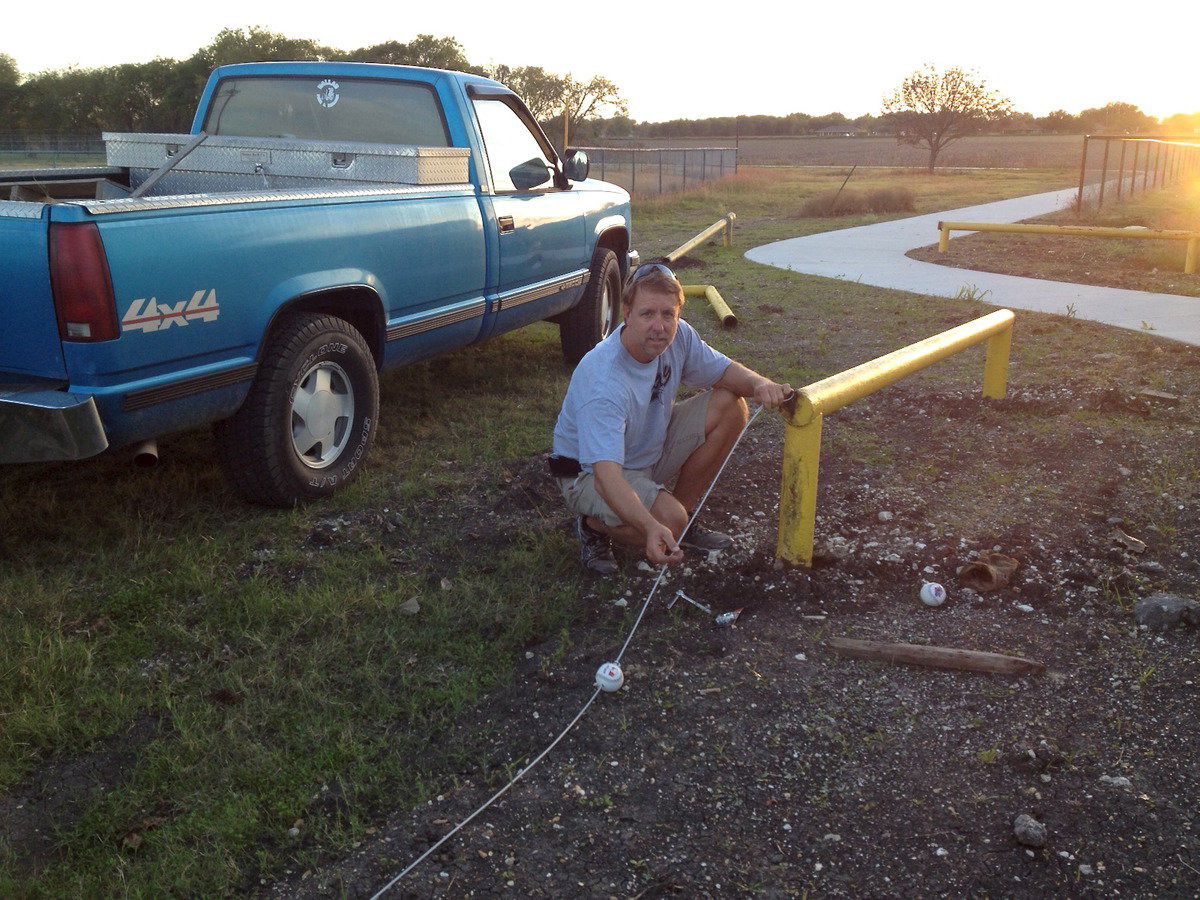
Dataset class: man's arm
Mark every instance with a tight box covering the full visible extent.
[714,361,792,408]
[591,460,684,565]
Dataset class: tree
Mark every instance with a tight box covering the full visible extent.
[1034,109,1080,134]
[193,26,331,69]
[1161,111,1200,135]
[486,65,568,121]
[0,53,20,127]
[1077,101,1156,135]
[882,64,1013,171]
[562,75,626,138]
[344,35,481,74]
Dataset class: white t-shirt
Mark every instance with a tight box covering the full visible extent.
[553,320,731,472]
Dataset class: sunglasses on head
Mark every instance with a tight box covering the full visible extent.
[628,262,678,285]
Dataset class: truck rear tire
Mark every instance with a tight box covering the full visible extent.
[214,313,379,507]
[559,248,621,365]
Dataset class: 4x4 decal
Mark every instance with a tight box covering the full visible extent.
[122,289,219,333]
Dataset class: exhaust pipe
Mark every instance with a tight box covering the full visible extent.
[131,440,158,468]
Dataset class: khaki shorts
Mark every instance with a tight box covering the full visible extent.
[559,391,710,527]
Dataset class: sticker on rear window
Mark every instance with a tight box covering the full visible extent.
[316,80,340,108]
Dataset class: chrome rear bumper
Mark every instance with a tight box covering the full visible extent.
[0,386,109,463]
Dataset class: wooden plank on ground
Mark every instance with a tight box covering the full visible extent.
[825,637,1045,676]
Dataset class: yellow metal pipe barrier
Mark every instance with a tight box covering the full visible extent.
[666,213,736,263]
[681,284,738,328]
[938,220,1200,274]
[777,309,1015,567]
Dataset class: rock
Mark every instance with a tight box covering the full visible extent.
[1100,775,1132,788]
[1109,527,1146,554]
[1134,593,1200,630]
[1138,388,1180,406]
[877,511,894,522]
[1013,813,1047,847]
[398,596,421,616]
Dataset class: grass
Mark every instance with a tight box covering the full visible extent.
[633,165,1075,251]
[1,163,1193,894]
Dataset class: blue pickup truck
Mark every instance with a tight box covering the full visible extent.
[0,61,634,505]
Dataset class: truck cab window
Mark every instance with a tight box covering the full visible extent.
[472,97,556,193]
[203,77,451,147]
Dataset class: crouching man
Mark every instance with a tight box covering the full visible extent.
[550,263,791,575]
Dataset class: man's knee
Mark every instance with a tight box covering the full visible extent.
[707,387,748,433]
[650,490,688,536]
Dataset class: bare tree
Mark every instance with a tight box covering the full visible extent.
[562,75,627,133]
[882,64,1012,171]
[486,65,568,121]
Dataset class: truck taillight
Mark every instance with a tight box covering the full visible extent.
[49,222,119,342]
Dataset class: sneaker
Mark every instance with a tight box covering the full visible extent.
[574,516,618,575]
[680,523,734,552]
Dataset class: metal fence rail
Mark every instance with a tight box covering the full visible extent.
[578,146,738,194]
[777,310,1015,567]
[938,220,1200,274]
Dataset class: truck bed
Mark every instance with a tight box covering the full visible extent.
[0,133,472,216]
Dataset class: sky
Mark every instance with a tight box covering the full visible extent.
[3,1,1194,123]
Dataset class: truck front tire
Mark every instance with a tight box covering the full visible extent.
[559,248,621,365]
[214,313,379,507]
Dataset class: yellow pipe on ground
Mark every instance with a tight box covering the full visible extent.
[777,309,1015,567]
[938,221,1200,274]
[681,284,738,328]
[666,213,737,263]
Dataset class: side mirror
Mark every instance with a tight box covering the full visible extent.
[562,149,589,182]
[509,157,552,191]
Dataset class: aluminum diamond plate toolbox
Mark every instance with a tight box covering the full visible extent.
[104,133,470,188]
[0,199,47,219]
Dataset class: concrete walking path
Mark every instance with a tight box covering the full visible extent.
[745,186,1200,346]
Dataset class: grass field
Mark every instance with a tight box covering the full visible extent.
[1,164,1192,894]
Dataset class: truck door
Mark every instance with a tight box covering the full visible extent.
[470,93,588,339]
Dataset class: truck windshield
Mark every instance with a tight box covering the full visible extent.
[202,76,451,146]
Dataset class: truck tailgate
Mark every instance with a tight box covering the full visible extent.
[0,205,68,380]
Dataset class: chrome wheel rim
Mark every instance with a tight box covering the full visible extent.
[599,277,614,338]
[291,361,354,468]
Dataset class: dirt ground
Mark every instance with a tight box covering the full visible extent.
[269,378,1200,898]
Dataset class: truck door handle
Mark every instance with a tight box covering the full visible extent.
[498,215,515,234]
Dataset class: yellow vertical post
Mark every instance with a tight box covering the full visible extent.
[982,322,1013,399]
[776,405,824,567]
[1187,237,1197,275]
[938,222,950,252]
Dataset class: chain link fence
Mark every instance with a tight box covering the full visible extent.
[577,147,738,195]
[0,133,106,168]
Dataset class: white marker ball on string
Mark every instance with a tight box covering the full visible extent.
[595,662,624,692]
[920,582,947,607]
